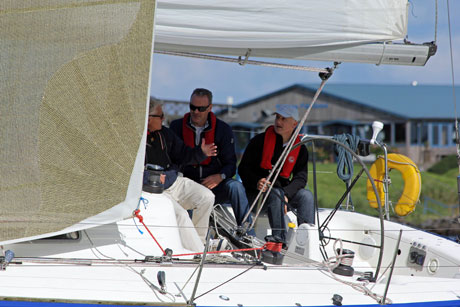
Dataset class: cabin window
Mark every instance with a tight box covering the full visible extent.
[381,125,390,144]
[430,123,453,147]
[452,123,458,145]
[441,125,449,146]
[394,123,406,145]
[411,122,429,145]
[306,125,319,135]
[421,124,428,144]
[410,122,418,144]
[432,125,439,146]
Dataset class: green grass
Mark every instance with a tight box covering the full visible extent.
[306,162,459,224]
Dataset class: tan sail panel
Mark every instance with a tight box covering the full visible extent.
[0,0,155,242]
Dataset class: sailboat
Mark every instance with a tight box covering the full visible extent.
[1,0,460,306]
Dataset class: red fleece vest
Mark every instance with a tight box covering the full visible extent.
[182,112,216,165]
[260,125,301,178]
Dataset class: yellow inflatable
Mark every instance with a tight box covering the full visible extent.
[367,153,421,216]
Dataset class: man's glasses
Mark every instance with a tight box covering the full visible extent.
[149,114,164,119]
[189,104,210,112]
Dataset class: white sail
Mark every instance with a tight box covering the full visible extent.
[0,0,156,244]
[153,0,433,66]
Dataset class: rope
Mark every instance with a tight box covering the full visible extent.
[383,155,419,171]
[155,50,329,73]
[321,239,393,305]
[333,134,360,182]
[134,209,166,256]
[133,197,150,234]
[172,245,264,258]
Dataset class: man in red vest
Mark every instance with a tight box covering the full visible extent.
[170,88,254,235]
[238,104,314,244]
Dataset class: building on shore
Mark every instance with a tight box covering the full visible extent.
[152,84,460,170]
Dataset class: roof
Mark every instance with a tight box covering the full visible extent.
[302,83,460,120]
[321,119,361,126]
[230,84,460,120]
[229,122,263,129]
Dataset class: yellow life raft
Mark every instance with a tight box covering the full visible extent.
[366,153,421,216]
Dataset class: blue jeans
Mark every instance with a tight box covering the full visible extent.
[213,178,255,235]
[248,187,315,242]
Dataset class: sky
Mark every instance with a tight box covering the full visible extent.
[149,0,460,105]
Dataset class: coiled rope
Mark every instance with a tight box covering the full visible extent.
[333,134,360,183]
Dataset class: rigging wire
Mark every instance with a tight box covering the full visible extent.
[435,0,438,43]
[446,0,459,174]
[193,263,258,301]
[83,230,176,303]
[446,0,460,217]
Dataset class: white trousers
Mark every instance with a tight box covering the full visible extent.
[164,176,214,243]
[171,200,204,252]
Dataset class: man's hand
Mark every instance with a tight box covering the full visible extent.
[284,195,288,214]
[201,174,223,190]
[257,178,271,192]
[201,138,217,157]
[160,174,166,184]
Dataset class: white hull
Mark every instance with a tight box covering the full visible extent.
[1,192,460,306]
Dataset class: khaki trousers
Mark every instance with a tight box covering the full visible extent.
[164,176,214,243]
[170,200,204,252]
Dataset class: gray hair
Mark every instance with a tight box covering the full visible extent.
[149,99,163,115]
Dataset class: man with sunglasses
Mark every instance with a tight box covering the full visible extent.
[145,101,220,250]
[170,88,254,235]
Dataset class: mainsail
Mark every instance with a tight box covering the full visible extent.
[0,0,156,244]
[155,0,433,66]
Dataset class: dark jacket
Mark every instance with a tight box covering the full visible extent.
[170,113,237,182]
[238,131,309,200]
[145,126,207,189]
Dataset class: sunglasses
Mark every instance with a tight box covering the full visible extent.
[149,114,164,119]
[189,104,210,112]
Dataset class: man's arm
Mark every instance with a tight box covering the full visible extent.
[164,127,215,166]
[201,122,236,189]
[282,146,309,199]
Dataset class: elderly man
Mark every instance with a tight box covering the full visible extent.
[145,101,218,248]
[170,88,254,234]
[238,104,315,244]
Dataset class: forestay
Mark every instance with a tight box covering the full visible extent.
[154,0,420,65]
[0,0,155,244]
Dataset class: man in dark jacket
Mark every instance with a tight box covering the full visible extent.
[238,104,315,243]
[170,88,254,234]
[145,101,218,245]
